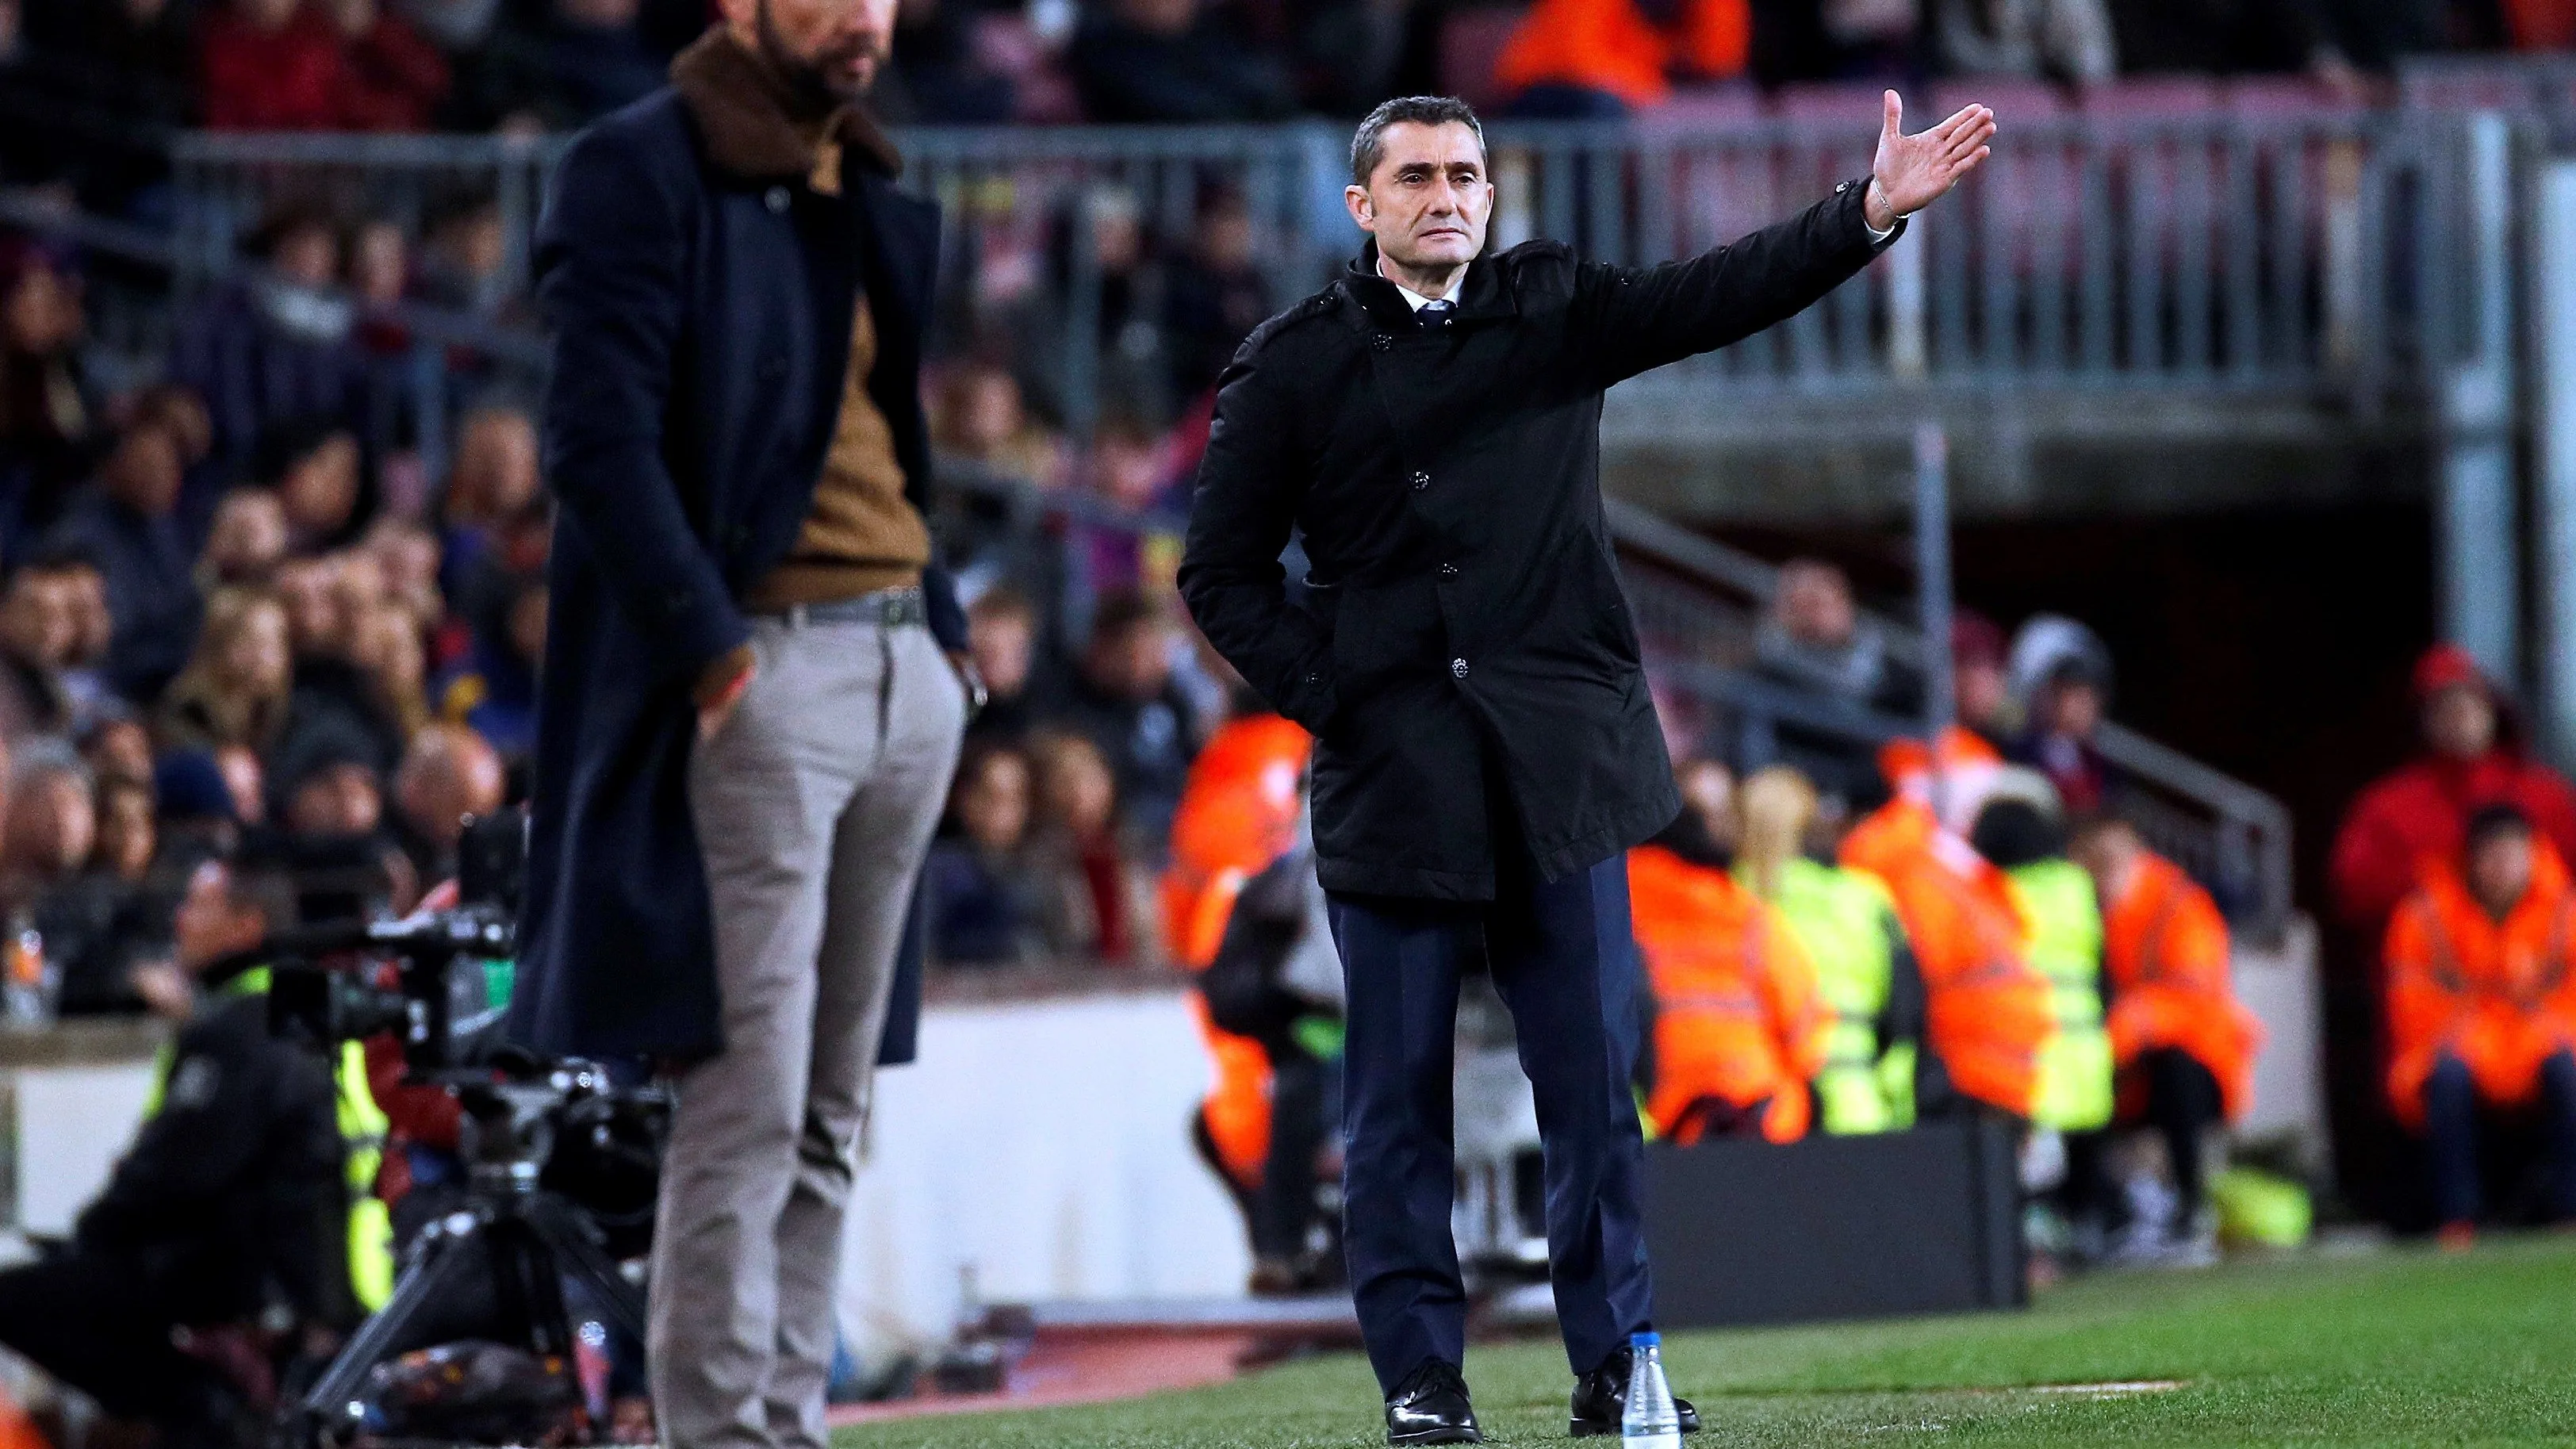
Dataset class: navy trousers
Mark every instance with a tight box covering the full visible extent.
[1326,852,1654,1394]
[2424,1048,2576,1227]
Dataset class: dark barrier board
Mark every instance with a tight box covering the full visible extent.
[1644,1114,2027,1328]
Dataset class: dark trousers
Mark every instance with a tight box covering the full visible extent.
[2063,1048,2224,1234]
[2424,1049,2576,1227]
[1251,1045,1335,1263]
[0,1252,233,1447]
[1326,853,1653,1394]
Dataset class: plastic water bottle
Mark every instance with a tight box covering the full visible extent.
[2,911,52,1030]
[1623,1332,1682,1449]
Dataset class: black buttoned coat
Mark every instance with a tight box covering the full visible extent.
[1179,182,1899,901]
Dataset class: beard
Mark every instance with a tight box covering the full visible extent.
[755,0,885,109]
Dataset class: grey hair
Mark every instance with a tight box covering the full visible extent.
[1349,96,1487,187]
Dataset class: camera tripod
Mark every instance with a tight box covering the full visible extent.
[284,1082,651,1449]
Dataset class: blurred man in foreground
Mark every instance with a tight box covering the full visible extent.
[0,859,379,1449]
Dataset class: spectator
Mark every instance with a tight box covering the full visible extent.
[155,585,292,753]
[1058,586,1200,844]
[1289,0,1411,115]
[965,584,1040,743]
[932,364,1064,489]
[44,413,201,700]
[2382,803,2576,1248]
[925,740,1047,967]
[92,772,154,883]
[1068,0,1297,123]
[213,741,266,827]
[263,419,370,554]
[197,0,358,131]
[1162,186,1272,405]
[2331,644,2576,936]
[1497,0,1751,117]
[1754,557,1911,811]
[81,715,153,788]
[53,546,113,719]
[170,209,369,470]
[2010,655,2116,817]
[1025,728,1151,962]
[389,720,502,884]
[281,738,384,838]
[437,403,546,628]
[0,241,90,525]
[273,558,408,779]
[153,746,246,857]
[198,487,291,590]
[2,749,93,891]
[435,574,542,761]
[349,219,413,359]
[133,383,220,550]
[0,554,83,742]
[1932,0,2117,82]
[1752,0,1918,83]
[328,0,450,130]
[351,599,432,745]
[1674,754,1739,850]
[1953,611,2015,750]
[880,0,1017,123]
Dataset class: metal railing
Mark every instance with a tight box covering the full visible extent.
[1602,496,2297,941]
[155,105,2515,439]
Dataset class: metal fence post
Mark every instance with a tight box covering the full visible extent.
[2535,156,2576,765]
[1915,420,1955,734]
[2439,111,2522,691]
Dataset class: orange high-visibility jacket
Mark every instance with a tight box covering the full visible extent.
[1843,797,2054,1117]
[2382,840,2576,1129]
[1630,844,1830,1144]
[1159,713,1311,1186]
[2100,851,2264,1123]
[1495,0,1751,111]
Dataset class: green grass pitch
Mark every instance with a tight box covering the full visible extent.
[834,1234,2576,1448]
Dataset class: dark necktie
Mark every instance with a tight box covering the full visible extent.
[1417,298,1455,330]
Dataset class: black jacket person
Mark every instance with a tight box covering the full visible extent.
[1179,92,1992,1443]
[0,859,343,1447]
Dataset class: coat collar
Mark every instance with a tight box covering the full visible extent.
[1340,239,1516,331]
[669,28,903,184]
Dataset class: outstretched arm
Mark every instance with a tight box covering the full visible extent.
[1574,93,1996,388]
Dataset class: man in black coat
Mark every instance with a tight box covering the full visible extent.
[512,2,976,1445]
[1179,92,1994,1444]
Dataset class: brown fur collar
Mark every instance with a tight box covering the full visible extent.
[668,28,903,183]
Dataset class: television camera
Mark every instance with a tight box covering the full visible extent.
[230,811,665,1449]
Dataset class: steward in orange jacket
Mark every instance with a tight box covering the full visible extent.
[1842,734,2054,1119]
[2073,815,2265,1247]
[2080,818,2264,1122]
[1630,818,1830,1144]
[2381,803,2576,1234]
[1161,711,1311,1192]
[1496,0,1751,114]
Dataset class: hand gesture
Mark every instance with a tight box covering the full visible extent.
[1869,91,1996,230]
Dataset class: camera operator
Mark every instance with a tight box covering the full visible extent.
[0,854,394,1449]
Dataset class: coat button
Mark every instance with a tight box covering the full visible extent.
[1450,658,1469,680]
[765,186,792,213]
[1439,563,1459,579]
[1305,671,1321,685]
[1371,333,1393,352]
[1411,470,1431,491]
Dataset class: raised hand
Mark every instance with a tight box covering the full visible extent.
[1869,91,1996,229]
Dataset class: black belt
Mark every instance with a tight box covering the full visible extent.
[753,585,926,629]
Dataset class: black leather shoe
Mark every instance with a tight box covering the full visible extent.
[1386,1359,1482,1446]
[1569,1346,1702,1437]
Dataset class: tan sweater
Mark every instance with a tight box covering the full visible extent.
[742,128,932,609]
